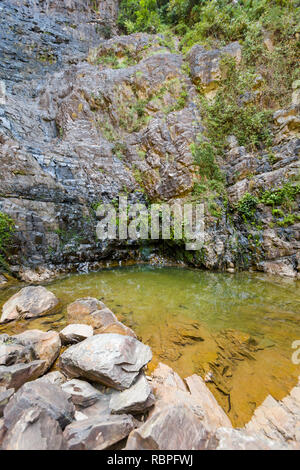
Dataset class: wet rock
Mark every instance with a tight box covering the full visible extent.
[67,297,106,320]
[4,380,75,430]
[126,403,209,450]
[13,329,61,373]
[188,42,241,93]
[185,374,232,431]
[0,334,35,366]
[64,414,136,450]
[0,287,59,324]
[208,427,290,450]
[1,407,65,450]
[0,387,14,417]
[98,321,137,338]
[37,371,67,386]
[59,333,152,390]
[62,379,102,408]
[110,373,155,415]
[89,308,118,329]
[0,360,46,390]
[60,324,93,345]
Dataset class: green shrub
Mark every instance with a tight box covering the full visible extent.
[0,212,15,268]
[200,57,273,152]
[237,193,259,220]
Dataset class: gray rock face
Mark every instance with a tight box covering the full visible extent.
[0,360,46,390]
[0,387,14,417]
[60,324,93,345]
[188,41,242,92]
[0,287,59,323]
[110,373,155,415]
[207,427,290,450]
[0,334,35,366]
[64,414,136,450]
[126,403,209,450]
[13,329,61,373]
[1,407,65,450]
[59,333,152,390]
[4,380,75,430]
[62,379,102,408]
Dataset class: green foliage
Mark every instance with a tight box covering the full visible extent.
[191,139,224,182]
[260,183,300,207]
[237,193,259,220]
[0,212,15,268]
[118,0,162,33]
[200,58,272,152]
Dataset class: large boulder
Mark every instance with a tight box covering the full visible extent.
[13,329,61,373]
[110,373,155,415]
[59,334,152,390]
[0,360,46,390]
[1,407,65,450]
[185,374,232,431]
[0,334,35,366]
[67,297,106,321]
[62,379,102,408]
[188,42,241,94]
[97,321,137,338]
[125,403,209,450]
[0,286,59,323]
[4,380,75,430]
[64,414,136,450]
[59,324,93,345]
[149,363,231,433]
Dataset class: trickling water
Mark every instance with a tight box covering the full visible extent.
[0,265,299,426]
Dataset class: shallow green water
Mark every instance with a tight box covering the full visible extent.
[1,266,300,426]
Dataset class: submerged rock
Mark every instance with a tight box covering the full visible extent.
[1,407,65,450]
[0,360,46,390]
[13,329,61,373]
[110,373,155,415]
[59,333,152,390]
[4,381,75,430]
[60,324,93,345]
[62,379,102,408]
[0,287,59,324]
[126,403,209,450]
[64,414,136,450]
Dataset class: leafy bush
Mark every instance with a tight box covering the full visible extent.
[0,212,15,267]
[191,139,224,181]
[237,193,259,220]
[200,57,273,152]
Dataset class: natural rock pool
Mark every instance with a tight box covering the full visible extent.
[1,266,299,427]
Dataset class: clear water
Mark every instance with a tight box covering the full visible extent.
[1,266,299,426]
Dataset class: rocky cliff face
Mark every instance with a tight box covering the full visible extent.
[0,0,299,280]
